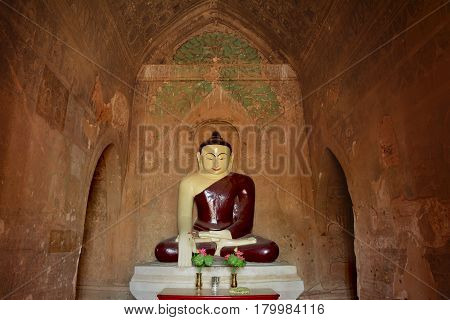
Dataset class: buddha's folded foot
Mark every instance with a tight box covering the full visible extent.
[220,235,279,262]
[155,235,279,263]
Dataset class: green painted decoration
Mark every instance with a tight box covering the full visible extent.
[153,32,282,121]
[220,81,280,118]
[173,32,261,64]
[153,81,212,117]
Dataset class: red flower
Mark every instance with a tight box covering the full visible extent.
[197,248,207,256]
[224,254,230,260]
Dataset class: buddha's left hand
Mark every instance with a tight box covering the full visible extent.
[189,230,199,238]
[198,230,232,240]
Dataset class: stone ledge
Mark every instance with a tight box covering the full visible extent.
[130,261,304,300]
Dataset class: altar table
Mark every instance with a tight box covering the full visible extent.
[157,288,280,300]
[130,261,304,300]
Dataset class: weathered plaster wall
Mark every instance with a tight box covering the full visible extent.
[300,1,450,299]
[0,1,134,299]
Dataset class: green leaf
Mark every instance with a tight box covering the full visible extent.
[204,255,214,267]
[228,255,237,265]
[192,254,204,267]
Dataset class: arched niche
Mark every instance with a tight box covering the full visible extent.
[124,19,315,287]
[139,3,290,66]
[76,144,129,299]
[313,148,358,299]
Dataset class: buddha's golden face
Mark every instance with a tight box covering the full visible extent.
[198,145,232,175]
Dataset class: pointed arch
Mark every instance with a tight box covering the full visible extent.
[313,148,358,299]
[139,2,292,67]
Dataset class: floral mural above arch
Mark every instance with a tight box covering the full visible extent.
[173,32,261,65]
[151,32,283,123]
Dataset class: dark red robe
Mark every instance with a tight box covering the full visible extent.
[155,173,279,262]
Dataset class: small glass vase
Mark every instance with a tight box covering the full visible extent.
[195,272,202,290]
[211,276,220,293]
[231,273,238,288]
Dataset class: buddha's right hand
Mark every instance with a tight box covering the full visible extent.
[177,233,194,267]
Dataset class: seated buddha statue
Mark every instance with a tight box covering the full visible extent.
[155,131,279,266]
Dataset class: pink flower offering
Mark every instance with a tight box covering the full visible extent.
[224,254,230,260]
[198,248,207,256]
[235,250,244,257]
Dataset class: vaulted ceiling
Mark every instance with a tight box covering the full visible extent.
[102,0,420,83]
[104,0,335,67]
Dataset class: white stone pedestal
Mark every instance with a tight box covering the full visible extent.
[129,261,304,300]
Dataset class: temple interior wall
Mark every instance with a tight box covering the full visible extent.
[0,0,448,300]
[300,0,450,299]
[0,1,135,299]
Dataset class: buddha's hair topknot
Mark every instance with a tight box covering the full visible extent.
[199,131,232,153]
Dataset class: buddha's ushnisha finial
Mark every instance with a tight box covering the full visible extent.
[199,131,232,153]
